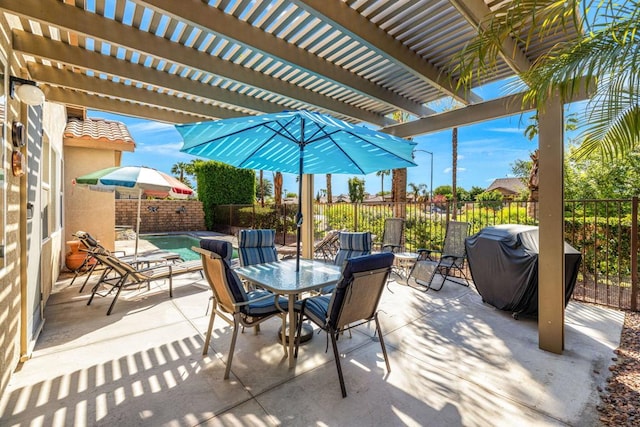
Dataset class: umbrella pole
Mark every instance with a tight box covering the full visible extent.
[134,188,142,262]
[296,143,304,272]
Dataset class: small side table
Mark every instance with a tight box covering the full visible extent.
[393,252,419,281]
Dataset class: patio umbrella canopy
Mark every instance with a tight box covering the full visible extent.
[74,166,194,261]
[177,110,417,270]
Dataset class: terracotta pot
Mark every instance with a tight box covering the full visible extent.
[65,240,91,271]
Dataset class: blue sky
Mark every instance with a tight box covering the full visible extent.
[87,81,582,197]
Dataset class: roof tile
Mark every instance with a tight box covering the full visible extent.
[64,117,135,145]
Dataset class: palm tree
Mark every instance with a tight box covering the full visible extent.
[171,162,189,183]
[171,161,193,188]
[454,0,640,160]
[408,182,427,202]
[273,172,283,206]
[326,174,333,203]
[391,111,411,218]
[375,170,391,197]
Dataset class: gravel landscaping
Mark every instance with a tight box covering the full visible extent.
[598,311,640,426]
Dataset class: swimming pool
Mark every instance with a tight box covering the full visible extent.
[141,234,237,261]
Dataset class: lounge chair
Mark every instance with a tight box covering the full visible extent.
[192,239,288,379]
[86,250,202,315]
[313,229,340,262]
[72,231,181,292]
[373,217,405,253]
[294,252,394,398]
[408,221,471,291]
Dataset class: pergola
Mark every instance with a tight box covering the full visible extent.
[0,0,583,353]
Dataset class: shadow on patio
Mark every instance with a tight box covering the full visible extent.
[0,260,624,426]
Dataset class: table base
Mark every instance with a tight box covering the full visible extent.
[278,323,314,344]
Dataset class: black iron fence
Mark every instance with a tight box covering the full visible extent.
[211,198,639,311]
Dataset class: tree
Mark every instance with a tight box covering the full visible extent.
[255,176,273,201]
[376,170,391,197]
[348,177,365,203]
[454,0,640,161]
[391,111,410,217]
[408,182,427,202]
[273,172,283,206]
[469,186,485,201]
[564,143,640,199]
[476,190,504,210]
[511,159,533,178]
[434,185,453,198]
[326,174,333,203]
[171,162,193,187]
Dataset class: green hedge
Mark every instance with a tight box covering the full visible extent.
[196,161,255,229]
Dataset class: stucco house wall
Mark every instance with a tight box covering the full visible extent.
[0,12,68,399]
[64,147,119,252]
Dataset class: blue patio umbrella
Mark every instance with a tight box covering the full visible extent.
[176,110,417,270]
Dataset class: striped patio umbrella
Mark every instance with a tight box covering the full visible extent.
[74,166,194,260]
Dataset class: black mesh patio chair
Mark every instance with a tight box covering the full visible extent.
[192,239,288,380]
[294,252,394,398]
[373,217,405,253]
[408,221,471,292]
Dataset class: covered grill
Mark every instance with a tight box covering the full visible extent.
[465,225,581,318]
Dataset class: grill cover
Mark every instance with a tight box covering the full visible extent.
[465,224,581,317]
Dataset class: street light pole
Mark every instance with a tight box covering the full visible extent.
[414,149,433,201]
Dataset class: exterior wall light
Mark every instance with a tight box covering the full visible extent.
[9,76,45,106]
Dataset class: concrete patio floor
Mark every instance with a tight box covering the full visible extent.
[0,244,625,426]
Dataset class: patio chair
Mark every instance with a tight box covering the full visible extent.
[319,231,373,294]
[294,252,394,398]
[192,239,288,379]
[314,229,341,262]
[334,231,372,266]
[407,221,471,292]
[373,217,405,253]
[86,250,203,315]
[237,229,279,266]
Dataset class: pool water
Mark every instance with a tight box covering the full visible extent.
[141,235,237,261]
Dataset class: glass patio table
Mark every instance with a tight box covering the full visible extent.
[234,259,342,367]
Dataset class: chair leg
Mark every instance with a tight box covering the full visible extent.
[427,268,445,291]
[106,279,126,315]
[330,331,347,398]
[202,300,217,355]
[224,315,241,380]
[78,261,100,293]
[87,269,110,305]
[294,310,305,358]
[374,313,391,373]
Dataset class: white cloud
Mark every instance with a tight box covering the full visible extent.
[487,127,525,134]
[128,121,175,133]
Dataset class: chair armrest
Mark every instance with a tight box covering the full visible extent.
[417,248,440,261]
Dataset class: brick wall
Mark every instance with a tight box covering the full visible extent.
[116,199,206,232]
